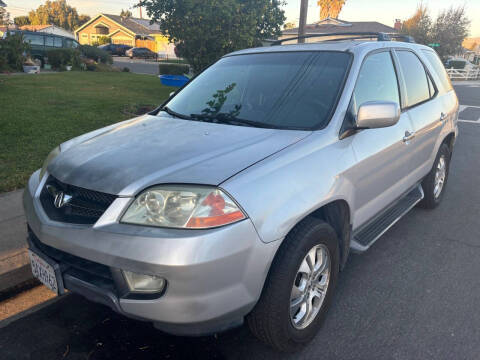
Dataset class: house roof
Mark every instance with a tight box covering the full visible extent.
[20,25,52,31]
[74,13,162,36]
[282,18,397,36]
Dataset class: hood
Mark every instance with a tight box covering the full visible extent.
[48,115,310,196]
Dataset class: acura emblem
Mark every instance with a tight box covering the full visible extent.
[46,185,72,208]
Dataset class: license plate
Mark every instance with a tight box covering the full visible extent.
[28,250,59,294]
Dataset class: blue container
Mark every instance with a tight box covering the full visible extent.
[159,75,190,87]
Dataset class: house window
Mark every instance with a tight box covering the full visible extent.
[95,25,109,35]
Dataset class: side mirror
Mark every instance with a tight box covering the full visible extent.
[356,101,400,129]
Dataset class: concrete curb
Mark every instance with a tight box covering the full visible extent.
[0,247,33,293]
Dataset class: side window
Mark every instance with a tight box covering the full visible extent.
[54,37,63,47]
[45,36,54,47]
[396,51,430,107]
[24,34,44,46]
[422,50,453,92]
[351,51,400,115]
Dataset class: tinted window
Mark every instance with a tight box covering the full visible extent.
[166,51,352,130]
[45,36,54,47]
[351,51,400,114]
[422,50,453,92]
[54,37,63,47]
[396,51,430,107]
[25,34,44,45]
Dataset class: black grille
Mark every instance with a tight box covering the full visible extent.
[40,176,117,224]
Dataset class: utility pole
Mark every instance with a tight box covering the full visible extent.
[298,0,308,43]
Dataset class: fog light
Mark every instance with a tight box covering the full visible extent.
[122,270,166,293]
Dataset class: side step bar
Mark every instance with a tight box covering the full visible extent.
[350,185,424,252]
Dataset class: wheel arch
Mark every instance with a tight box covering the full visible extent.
[278,199,352,271]
[442,132,455,157]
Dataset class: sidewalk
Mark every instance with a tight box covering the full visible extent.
[0,190,30,292]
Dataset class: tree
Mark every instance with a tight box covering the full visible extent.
[431,6,470,59]
[283,22,296,30]
[28,0,83,31]
[401,3,432,45]
[120,9,132,18]
[78,14,90,27]
[0,6,10,25]
[317,0,345,20]
[14,16,30,26]
[137,0,286,73]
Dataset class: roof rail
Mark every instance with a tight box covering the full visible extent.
[269,32,415,46]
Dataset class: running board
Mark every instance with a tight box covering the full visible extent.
[350,185,424,252]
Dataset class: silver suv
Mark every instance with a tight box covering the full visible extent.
[24,34,458,351]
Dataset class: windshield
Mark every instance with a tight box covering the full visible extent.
[164,51,352,130]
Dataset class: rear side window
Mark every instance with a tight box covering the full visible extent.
[422,50,453,92]
[45,36,54,47]
[54,37,63,47]
[396,51,430,107]
[351,51,400,114]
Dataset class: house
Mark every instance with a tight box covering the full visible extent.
[281,17,397,43]
[462,37,480,64]
[20,25,74,39]
[74,14,173,55]
[0,25,16,37]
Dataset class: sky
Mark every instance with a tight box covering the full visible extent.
[6,0,480,37]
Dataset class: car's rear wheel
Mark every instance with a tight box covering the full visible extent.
[418,143,451,209]
[247,217,339,352]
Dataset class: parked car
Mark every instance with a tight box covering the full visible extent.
[25,33,458,352]
[125,47,157,59]
[445,57,478,70]
[2,30,80,67]
[98,43,132,56]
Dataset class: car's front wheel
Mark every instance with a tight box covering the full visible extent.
[247,217,339,352]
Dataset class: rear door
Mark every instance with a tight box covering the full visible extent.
[393,49,444,183]
[348,50,416,228]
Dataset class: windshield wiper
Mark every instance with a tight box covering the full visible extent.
[190,113,275,129]
[161,106,192,120]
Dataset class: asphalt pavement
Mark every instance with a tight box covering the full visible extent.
[0,84,479,359]
[113,57,160,75]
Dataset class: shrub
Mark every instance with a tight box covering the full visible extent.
[0,32,30,72]
[159,63,190,75]
[122,67,130,72]
[85,63,118,72]
[46,48,82,70]
[97,36,111,45]
[79,45,113,64]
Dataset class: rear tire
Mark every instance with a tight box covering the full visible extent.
[418,143,450,209]
[247,217,339,352]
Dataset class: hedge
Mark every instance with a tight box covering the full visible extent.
[80,45,113,64]
[46,48,82,70]
[159,63,190,75]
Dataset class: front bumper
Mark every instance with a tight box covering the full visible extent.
[24,170,281,335]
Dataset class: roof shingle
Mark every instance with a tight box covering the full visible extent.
[103,14,162,36]
[283,19,397,35]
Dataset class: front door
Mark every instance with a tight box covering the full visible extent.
[346,50,415,229]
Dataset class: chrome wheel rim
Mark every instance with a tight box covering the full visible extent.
[434,155,446,199]
[290,244,331,330]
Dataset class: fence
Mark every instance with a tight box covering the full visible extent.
[446,68,480,80]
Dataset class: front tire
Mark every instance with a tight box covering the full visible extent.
[247,217,339,352]
[418,143,451,209]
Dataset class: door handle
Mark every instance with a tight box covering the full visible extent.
[440,112,447,122]
[403,131,415,143]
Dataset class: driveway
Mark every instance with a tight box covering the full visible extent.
[113,57,159,75]
[1,84,480,359]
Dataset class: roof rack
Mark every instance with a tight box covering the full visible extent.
[268,32,415,46]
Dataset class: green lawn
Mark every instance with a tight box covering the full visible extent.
[0,72,173,193]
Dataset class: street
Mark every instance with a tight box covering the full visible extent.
[1,83,480,359]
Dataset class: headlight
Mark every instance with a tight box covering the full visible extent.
[39,146,61,181]
[121,185,246,229]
